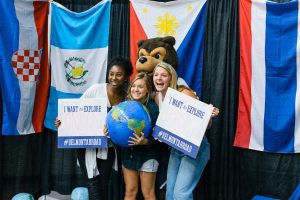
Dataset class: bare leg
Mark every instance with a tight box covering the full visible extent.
[123,167,139,200]
[140,171,157,200]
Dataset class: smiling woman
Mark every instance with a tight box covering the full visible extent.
[77,57,133,200]
[55,57,133,200]
[120,72,160,200]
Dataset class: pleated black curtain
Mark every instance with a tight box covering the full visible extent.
[202,0,300,199]
[201,0,240,199]
[1,0,300,199]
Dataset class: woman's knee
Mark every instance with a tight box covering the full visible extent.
[125,186,138,198]
[141,187,155,199]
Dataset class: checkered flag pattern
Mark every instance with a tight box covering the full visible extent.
[11,49,40,82]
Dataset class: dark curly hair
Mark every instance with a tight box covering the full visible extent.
[107,57,133,78]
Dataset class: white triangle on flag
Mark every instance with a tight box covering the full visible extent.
[130,0,206,49]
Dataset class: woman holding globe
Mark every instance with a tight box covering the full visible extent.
[152,61,219,200]
[104,72,159,200]
[122,72,159,200]
[55,57,133,200]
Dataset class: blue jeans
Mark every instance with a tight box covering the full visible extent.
[166,136,210,200]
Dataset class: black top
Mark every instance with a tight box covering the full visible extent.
[121,99,159,170]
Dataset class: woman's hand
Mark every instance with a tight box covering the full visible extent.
[54,117,61,128]
[207,106,219,129]
[103,124,110,138]
[128,132,148,146]
[210,106,219,118]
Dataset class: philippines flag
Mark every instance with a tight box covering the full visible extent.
[234,0,300,153]
[44,0,111,130]
[130,0,207,95]
[0,0,49,135]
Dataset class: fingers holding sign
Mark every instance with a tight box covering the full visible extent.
[55,117,61,128]
[211,107,219,118]
[103,123,110,138]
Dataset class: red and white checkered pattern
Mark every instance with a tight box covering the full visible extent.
[11,49,40,82]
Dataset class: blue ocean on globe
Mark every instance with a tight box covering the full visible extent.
[106,100,152,147]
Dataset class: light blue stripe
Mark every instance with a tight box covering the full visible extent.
[177,2,207,96]
[264,1,298,152]
[51,1,111,49]
[44,87,82,130]
[0,1,20,135]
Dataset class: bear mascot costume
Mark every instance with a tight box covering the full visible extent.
[135,36,187,86]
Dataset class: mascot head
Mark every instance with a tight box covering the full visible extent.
[136,36,178,75]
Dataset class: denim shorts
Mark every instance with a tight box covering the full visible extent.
[139,159,159,173]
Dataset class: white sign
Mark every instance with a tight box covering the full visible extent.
[58,98,107,148]
[153,88,213,158]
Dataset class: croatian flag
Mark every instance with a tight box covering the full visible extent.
[44,0,111,130]
[130,0,207,95]
[0,1,49,135]
[234,0,300,153]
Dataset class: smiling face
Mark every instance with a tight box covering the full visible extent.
[108,65,127,89]
[130,78,148,103]
[153,66,171,93]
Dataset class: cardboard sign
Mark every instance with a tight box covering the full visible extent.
[153,88,213,158]
[58,98,107,148]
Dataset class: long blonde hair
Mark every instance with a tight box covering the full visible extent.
[127,72,152,102]
[153,61,178,90]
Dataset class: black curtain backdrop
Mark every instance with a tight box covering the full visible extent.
[1,0,300,199]
[201,0,240,199]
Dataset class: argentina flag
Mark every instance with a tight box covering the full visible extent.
[129,0,207,95]
[0,0,49,135]
[44,0,111,130]
[234,0,300,153]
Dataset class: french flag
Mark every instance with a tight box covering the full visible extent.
[234,0,300,153]
[0,0,49,135]
[130,0,207,95]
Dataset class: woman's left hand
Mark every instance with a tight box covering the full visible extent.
[128,132,148,146]
[103,124,110,138]
[211,106,219,118]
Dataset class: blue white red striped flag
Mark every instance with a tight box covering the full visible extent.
[129,0,207,95]
[234,0,300,153]
[44,0,111,130]
[0,0,49,135]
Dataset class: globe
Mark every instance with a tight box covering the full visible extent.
[106,100,152,147]
[12,193,34,200]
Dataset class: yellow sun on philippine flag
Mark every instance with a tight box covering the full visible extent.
[154,13,179,36]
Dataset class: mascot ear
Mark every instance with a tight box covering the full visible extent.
[138,40,145,48]
[162,36,176,46]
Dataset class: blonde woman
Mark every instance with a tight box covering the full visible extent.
[122,72,159,200]
[152,62,219,200]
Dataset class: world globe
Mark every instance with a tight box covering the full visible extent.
[106,100,152,147]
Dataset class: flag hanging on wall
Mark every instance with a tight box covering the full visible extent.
[44,0,111,131]
[0,1,49,135]
[130,0,207,95]
[234,0,300,153]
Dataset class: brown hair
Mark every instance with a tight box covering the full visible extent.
[127,72,153,102]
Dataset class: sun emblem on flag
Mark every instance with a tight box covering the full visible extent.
[64,57,88,86]
[154,13,179,36]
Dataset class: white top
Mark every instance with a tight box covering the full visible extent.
[79,83,117,178]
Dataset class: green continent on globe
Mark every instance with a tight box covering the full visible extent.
[111,104,128,122]
[128,119,145,135]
